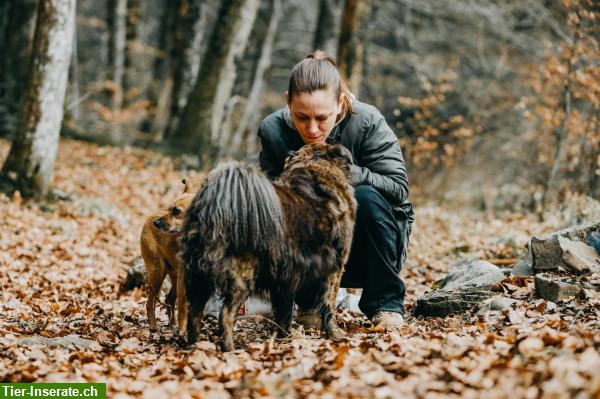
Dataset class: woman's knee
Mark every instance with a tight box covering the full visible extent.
[354,185,393,221]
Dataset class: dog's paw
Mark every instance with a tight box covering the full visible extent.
[220,339,235,352]
[275,328,291,338]
[326,326,344,340]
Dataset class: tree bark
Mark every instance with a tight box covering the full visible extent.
[141,0,207,142]
[0,2,9,51]
[313,0,343,57]
[0,0,75,198]
[139,0,177,138]
[590,111,599,199]
[67,15,80,121]
[106,0,127,141]
[0,0,37,137]
[123,0,140,106]
[229,0,282,158]
[337,0,370,97]
[541,46,574,212]
[162,0,207,140]
[170,0,259,166]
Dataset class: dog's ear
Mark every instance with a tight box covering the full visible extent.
[284,150,297,169]
[182,178,193,194]
[330,144,353,165]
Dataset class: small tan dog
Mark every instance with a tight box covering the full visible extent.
[140,179,194,332]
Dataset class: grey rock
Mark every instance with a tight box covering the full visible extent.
[586,231,600,255]
[415,289,496,317]
[414,259,507,317]
[441,259,505,290]
[122,256,146,291]
[121,256,172,293]
[530,235,563,271]
[550,220,600,243]
[18,335,100,350]
[476,296,518,315]
[559,236,600,275]
[511,259,534,276]
[530,220,600,271]
[535,273,582,302]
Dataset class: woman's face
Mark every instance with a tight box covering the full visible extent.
[287,89,343,144]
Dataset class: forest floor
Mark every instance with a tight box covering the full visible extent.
[0,138,599,399]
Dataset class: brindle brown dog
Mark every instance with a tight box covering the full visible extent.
[181,143,356,351]
[141,179,194,332]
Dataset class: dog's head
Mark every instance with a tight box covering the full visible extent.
[152,179,194,234]
[286,143,353,177]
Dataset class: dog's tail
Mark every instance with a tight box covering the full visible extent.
[182,162,285,274]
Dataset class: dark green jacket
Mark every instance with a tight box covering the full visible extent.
[258,100,414,225]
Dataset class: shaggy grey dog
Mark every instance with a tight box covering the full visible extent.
[181,143,356,351]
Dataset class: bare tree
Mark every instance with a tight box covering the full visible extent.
[228,0,282,158]
[0,0,76,198]
[165,0,207,141]
[67,17,80,121]
[123,0,140,105]
[0,0,37,137]
[313,0,343,57]
[138,1,177,138]
[170,0,259,166]
[0,2,9,47]
[106,0,127,140]
[541,56,572,211]
[337,0,370,96]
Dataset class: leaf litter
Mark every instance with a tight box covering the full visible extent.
[0,139,599,398]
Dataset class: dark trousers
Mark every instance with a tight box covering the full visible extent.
[341,185,406,317]
[296,185,407,317]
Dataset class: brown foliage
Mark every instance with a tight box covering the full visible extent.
[0,139,599,397]
[526,0,599,200]
[395,69,476,174]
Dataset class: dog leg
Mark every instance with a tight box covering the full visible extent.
[166,269,177,327]
[146,258,168,331]
[271,284,294,337]
[219,284,249,352]
[186,271,213,345]
[219,257,257,351]
[176,266,188,335]
[319,272,344,339]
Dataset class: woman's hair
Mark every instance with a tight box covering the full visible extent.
[287,50,354,115]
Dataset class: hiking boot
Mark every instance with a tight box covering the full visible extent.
[296,308,322,329]
[371,311,404,328]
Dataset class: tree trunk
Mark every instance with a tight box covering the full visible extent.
[123,0,140,106]
[337,0,370,97]
[590,111,600,199]
[0,0,37,137]
[138,0,177,138]
[147,0,207,141]
[170,0,259,166]
[313,0,343,57]
[67,15,80,121]
[0,2,9,51]
[0,0,75,198]
[229,0,282,158]
[210,0,260,155]
[542,47,574,212]
[106,0,127,141]
[165,0,207,140]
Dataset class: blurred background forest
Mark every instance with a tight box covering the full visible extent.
[0,0,598,214]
